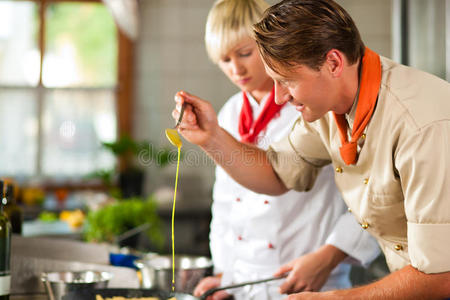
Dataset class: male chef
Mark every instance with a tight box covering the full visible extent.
[172,0,450,298]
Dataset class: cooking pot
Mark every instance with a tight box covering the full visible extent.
[134,254,213,293]
[42,271,112,300]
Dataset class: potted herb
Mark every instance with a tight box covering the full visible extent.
[84,195,165,251]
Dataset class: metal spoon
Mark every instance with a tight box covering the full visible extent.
[165,103,185,148]
[199,273,289,300]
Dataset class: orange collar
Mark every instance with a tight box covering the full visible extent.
[333,47,382,165]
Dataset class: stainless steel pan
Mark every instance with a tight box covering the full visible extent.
[62,288,198,300]
[63,274,287,300]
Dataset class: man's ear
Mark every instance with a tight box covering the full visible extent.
[324,49,344,77]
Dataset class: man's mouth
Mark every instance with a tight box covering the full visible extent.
[295,103,305,112]
[286,97,305,112]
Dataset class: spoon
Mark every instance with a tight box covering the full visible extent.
[165,103,185,148]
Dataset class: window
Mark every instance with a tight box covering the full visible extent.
[0,0,127,179]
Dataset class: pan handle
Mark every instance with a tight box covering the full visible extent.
[199,273,289,300]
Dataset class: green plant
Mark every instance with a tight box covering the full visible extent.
[84,195,165,250]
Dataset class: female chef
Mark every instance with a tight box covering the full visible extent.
[191,0,380,299]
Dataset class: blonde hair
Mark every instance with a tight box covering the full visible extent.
[205,0,270,64]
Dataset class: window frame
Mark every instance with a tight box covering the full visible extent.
[4,0,134,188]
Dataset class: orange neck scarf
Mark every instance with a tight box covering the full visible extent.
[333,47,381,165]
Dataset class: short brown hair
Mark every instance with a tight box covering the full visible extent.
[253,0,365,73]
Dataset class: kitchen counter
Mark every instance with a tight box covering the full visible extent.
[23,220,82,238]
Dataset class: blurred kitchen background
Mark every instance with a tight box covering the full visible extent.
[0,0,448,296]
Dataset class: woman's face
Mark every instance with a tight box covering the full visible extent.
[217,37,272,96]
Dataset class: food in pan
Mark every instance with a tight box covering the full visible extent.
[95,296,176,300]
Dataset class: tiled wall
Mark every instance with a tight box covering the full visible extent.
[336,0,392,56]
[134,0,393,205]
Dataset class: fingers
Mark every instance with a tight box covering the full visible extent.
[170,90,219,147]
[277,262,296,294]
[212,290,231,300]
[193,276,221,297]
[171,103,198,129]
[175,90,204,107]
[280,279,316,295]
[274,263,293,277]
[174,91,185,106]
[280,265,316,295]
[280,276,307,295]
[173,91,202,128]
[193,277,213,296]
[193,278,206,297]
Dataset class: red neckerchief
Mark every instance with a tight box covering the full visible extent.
[333,47,382,165]
[238,87,285,143]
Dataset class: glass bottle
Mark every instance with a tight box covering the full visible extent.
[3,184,22,235]
[0,180,11,300]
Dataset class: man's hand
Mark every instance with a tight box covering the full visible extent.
[274,245,348,294]
[172,90,220,148]
[193,275,231,300]
[283,265,450,300]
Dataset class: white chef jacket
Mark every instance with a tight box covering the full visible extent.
[210,91,380,300]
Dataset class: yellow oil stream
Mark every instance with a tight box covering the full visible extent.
[165,125,183,291]
[171,145,181,291]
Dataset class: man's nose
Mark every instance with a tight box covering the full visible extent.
[274,81,291,105]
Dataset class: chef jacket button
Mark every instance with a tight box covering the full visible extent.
[361,133,366,139]
[335,166,343,173]
[237,235,242,241]
[264,200,269,204]
[347,207,352,212]
[361,222,369,230]
[236,197,241,202]
[268,243,274,249]
[363,178,369,185]
[394,244,403,251]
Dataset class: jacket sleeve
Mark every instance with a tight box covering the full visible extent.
[267,117,331,192]
[395,121,450,273]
